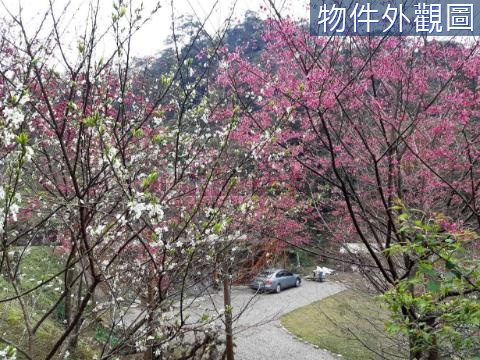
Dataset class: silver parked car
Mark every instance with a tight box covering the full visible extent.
[250,268,301,293]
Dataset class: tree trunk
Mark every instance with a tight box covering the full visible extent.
[223,276,234,360]
[427,344,439,360]
[426,318,439,360]
[408,333,422,360]
[64,266,74,326]
[143,275,155,360]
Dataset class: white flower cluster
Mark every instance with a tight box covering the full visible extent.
[105,146,128,180]
[204,207,217,218]
[127,192,164,221]
[219,60,229,69]
[153,116,163,126]
[239,201,252,214]
[206,234,219,243]
[151,226,169,247]
[3,107,24,128]
[1,107,24,147]
[0,187,21,234]
[24,146,34,162]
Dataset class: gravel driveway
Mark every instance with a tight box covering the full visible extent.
[194,280,345,360]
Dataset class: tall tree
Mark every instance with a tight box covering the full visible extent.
[216,11,480,359]
[0,1,256,358]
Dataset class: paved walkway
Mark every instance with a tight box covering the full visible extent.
[193,281,345,360]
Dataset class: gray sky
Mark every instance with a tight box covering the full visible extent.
[0,0,307,57]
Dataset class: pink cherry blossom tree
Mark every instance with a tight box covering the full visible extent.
[216,7,480,358]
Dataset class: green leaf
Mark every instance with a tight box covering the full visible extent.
[398,213,409,221]
[445,260,456,270]
[132,128,143,137]
[8,94,17,104]
[427,279,440,293]
[213,223,222,234]
[6,345,16,358]
[83,112,100,127]
[385,322,400,333]
[67,101,78,111]
[15,132,28,146]
[152,134,165,144]
[141,171,158,189]
[119,6,127,17]
[77,41,85,54]
[451,269,462,279]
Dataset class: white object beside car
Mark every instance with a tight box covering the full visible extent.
[315,266,335,275]
[312,266,335,282]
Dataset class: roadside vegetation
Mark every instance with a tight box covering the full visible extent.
[281,290,408,360]
[0,247,94,359]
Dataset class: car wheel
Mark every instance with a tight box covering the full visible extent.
[275,284,281,293]
[295,278,301,287]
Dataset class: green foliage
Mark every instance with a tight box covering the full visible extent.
[212,222,223,234]
[66,101,78,112]
[131,128,144,137]
[224,305,233,314]
[0,302,94,359]
[141,171,158,190]
[160,74,171,86]
[118,6,127,18]
[8,94,18,105]
[286,249,316,269]
[77,41,85,54]
[82,112,101,127]
[15,132,28,147]
[152,133,165,145]
[0,247,65,311]
[382,208,480,358]
[94,323,119,346]
[0,247,95,359]
[0,345,16,359]
[267,181,282,196]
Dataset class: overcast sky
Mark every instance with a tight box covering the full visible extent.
[0,0,307,57]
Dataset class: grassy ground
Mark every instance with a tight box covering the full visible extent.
[281,289,408,360]
[0,247,95,359]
